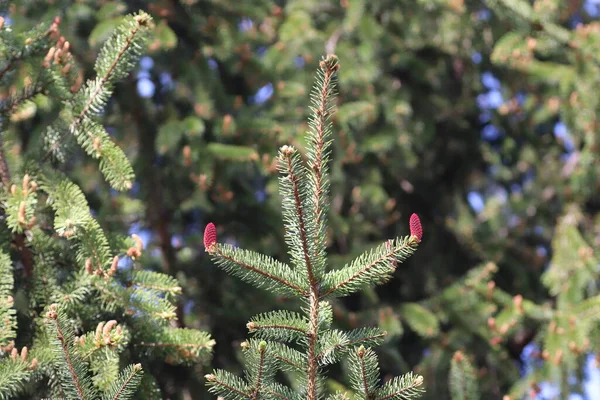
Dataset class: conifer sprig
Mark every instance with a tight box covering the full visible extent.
[205,56,424,399]
[448,351,479,400]
[0,11,214,397]
[306,55,340,278]
[46,304,98,400]
[44,11,154,191]
[0,251,15,347]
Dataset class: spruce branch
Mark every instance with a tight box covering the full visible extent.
[0,137,11,188]
[43,11,153,191]
[317,328,388,366]
[375,373,425,400]
[205,371,252,400]
[448,351,479,400]
[135,326,215,365]
[276,145,325,400]
[267,342,307,372]
[46,304,97,400]
[321,237,419,298]
[306,287,320,400]
[278,145,319,283]
[247,310,309,342]
[250,341,268,399]
[0,16,61,82]
[209,242,308,296]
[263,383,296,400]
[0,345,39,400]
[47,13,149,154]
[305,54,340,277]
[130,270,182,298]
[0,140,35,278]
[102,363,143,400]
[41,176,113,271]
[204,56,423,400]
[301,56,341,399]
[0,250,15,346]
[349,346,379,399]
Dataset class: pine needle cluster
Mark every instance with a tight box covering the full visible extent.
[203,55,425,400]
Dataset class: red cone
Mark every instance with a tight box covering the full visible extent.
[204,223,217,248]
[409,213,422,241]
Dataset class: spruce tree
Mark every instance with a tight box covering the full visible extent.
[203,55,425,400]
[0,11,213,399]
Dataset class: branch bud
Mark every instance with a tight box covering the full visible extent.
[103,320,117,337]
[246,321,257,331]
[108,256,119,276]
[279,145,296,157]
[18,201,26,225]
[415,375,424,386]
[356,345,366,357]
[46,304,58,319]
[85,258,93,274]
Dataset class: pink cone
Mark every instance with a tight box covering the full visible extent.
[204,223,217,248]
[409,213,422,241]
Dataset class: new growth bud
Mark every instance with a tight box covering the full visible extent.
[279,145,296,157]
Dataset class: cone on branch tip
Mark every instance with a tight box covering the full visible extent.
[409,213,423,242]
[204,222,217,251]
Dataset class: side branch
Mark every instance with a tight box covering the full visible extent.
[264,388,290,400]
[0,136,34,278]
[43,17,145,160]
[321,239,417,298]
[0,137,11,188]
[309,55,338,230]
[275,355,303,370]
[51,319,87,399]
[212,245,308,296]
[251,345,266,400]
[110,365,142,400]
[376,376,424,400]
[248,323,307,335]
[359,354,370,397]
[285,155,316,285]
[138,342,213,349]
[205,375,251,398]
[317,332,387,360]
[0,17,60,81]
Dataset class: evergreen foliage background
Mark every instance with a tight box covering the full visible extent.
[3,0,600,399]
